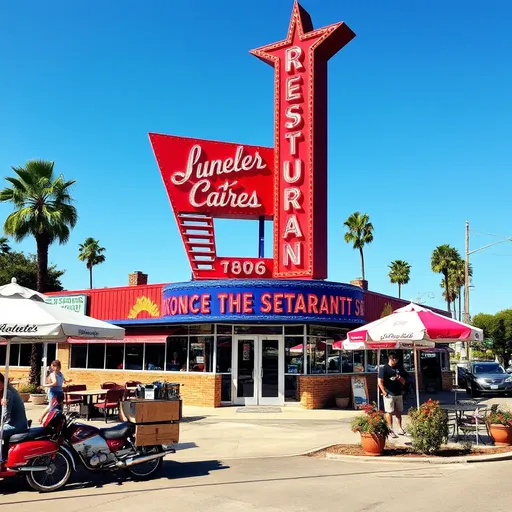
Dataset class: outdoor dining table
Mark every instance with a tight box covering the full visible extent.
[441,403,488,445]
[66,387,138,420]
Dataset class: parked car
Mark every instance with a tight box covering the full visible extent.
[465,361,512,397]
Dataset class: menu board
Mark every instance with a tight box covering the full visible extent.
[351,375,369,410]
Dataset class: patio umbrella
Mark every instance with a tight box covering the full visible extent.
[0,278,125,458]
[343,303,483,408]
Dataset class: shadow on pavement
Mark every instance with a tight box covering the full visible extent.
[0,459,228,498]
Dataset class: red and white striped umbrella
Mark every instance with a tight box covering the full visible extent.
[344,303,482,350]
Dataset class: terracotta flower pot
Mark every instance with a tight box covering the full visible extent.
[489,424,512,446]
[19,393,30,403]
[29,394,48,406]
[336,397,350,409]
[360,432,386,456]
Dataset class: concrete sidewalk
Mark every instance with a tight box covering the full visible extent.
[23,403,362,460]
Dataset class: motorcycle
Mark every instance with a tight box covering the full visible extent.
[1,410,175,492]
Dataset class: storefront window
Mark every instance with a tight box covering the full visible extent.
[70,345,87,368]
[88,344,105,369]
[145,344,165,371]
[221,374,231,402]
[46,343,57,364]
[125,344,143,371]
[9,344,20,366]
[216,324,233,335]
[189,336,213,372]
[353,351,365,373]
[216,336,232,373]
[166,337,187,371]
[285,375,299,402]
[284,325,304,335]
[285,336,304,374]
[308,337,326,374]
[106,344,124,370]
[189,324,214,335]
[327,344,340,373]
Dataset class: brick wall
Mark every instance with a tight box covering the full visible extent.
[298,373,378,409]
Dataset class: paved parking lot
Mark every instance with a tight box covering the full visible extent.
[1,455,511,512]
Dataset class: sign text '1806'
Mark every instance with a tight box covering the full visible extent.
[219,259,272,278]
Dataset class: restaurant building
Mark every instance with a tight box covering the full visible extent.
[2,272,453,409]
[1,4,454,408]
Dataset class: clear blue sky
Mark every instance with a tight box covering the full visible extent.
[1,0,511,316]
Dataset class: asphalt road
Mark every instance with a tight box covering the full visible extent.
[1,456,509,512]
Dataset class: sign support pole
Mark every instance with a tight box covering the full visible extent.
[258,217,265,258]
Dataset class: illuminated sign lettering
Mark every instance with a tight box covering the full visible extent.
[150,2,354,281]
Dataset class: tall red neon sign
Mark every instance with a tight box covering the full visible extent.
[251,2,355,279]
[150,2,354,281]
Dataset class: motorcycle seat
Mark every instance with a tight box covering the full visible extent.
[99,422,134,440]
[8,427,48,444]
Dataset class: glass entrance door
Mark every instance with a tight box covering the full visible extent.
[233,336,284,406]
[234,337,257,406]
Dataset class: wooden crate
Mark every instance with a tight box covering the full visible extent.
[135,423,179,447]
[120,399,181,424]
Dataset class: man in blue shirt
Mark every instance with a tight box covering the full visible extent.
[0,373,28,437]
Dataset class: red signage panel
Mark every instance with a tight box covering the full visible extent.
[250,1,355,279]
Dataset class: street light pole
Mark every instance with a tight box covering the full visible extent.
[463,220,512,324]
[464,221,470,324]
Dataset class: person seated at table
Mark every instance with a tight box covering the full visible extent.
[0,372,28,439]
[39,360,71,424]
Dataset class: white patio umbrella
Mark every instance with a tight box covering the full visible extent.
[342,303,483,408]
[0,278,125,457]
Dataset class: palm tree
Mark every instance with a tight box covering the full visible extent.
[388,260,411,299]
[343,212,374,281]
[78,237,106,288]
[451,258,473,321]
[0,160,77,293]
[0,237,10,254]
[431,244,460,314]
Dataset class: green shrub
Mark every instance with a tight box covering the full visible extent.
[407,399,449,454]
[17,383,37,394]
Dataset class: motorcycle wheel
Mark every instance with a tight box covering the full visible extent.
[26,450,72,493]
[127,446,163,479]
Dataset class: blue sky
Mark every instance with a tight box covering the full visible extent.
[0,0,511,316]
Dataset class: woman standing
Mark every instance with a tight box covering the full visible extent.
[39,360,71,424]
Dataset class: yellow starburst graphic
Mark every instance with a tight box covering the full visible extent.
[127,296,161,319]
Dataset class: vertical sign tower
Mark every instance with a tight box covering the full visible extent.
[251,2,355,279]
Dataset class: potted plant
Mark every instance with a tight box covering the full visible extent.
[335,396,350,409]
[29,385,48,405]
[487,405,512,446]
[350,403,390,456]
[17,383,37,402]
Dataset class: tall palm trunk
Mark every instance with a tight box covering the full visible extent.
[453,298,457,320]
[89,264,93,289]
[443,271,451,314]
[35,234,50,293]
[398,283,402,299]
[359,247,365,281]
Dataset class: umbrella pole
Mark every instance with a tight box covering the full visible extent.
[414,345,420,408]
[0,338,12,463]
[377,349,381,410]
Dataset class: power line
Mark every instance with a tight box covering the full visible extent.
[470,229,512,239]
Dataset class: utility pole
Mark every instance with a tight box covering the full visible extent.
[464,221,470,324]
[463,221,512,325]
